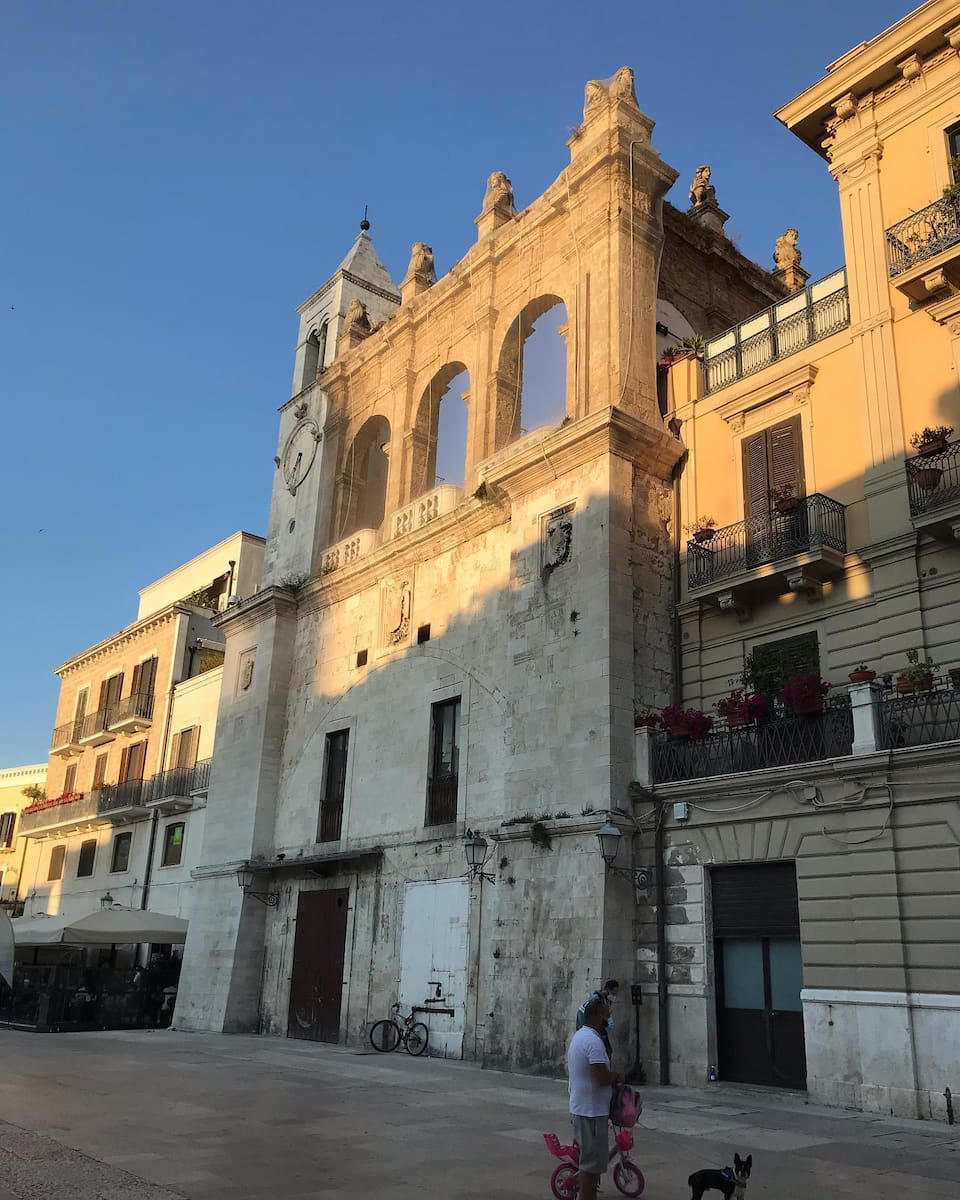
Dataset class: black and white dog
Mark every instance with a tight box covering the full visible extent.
[688,1152,752,1200]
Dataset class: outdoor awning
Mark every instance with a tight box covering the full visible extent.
[11,906,188,946]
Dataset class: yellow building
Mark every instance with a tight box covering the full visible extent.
[652,0,960,1119]
[15,532,263,935]
[0,763,46,916]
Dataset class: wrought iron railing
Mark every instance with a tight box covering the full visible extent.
[190,758,211,793]
[147,766,197,803]
[652,708,854,784]
[80,707,115,740]
[426,774,458,826]
[879,677,960,749]
[904,440,960,516]
[885,195,960,277]
[703,269,849,394]
[97,778,148,812]
[108,691,154,726]
[50,718,83,751]
[687,494,846,590]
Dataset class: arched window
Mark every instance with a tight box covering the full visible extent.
[412,363,469,497]
[301,331,320,390]
[496,295,568,448]
[341,415,391,537]
[317,321,329,371]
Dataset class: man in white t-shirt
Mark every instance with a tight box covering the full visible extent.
[567,996,623,1200]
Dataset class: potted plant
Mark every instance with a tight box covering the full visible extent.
[909,425,953,457]
[848,664,876,684]
[896,648,936,694]
[659,704,713,740]
[769,483,801,514]
[660,334,706,365]
[684,516,717,544]
[781,673,831,714]
[713,689,768,728]
[634,708,659,729]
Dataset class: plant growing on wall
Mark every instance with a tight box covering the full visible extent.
[530,821,553,850]
[21,785,45,803]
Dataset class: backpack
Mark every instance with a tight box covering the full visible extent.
[609,1083,643,1128]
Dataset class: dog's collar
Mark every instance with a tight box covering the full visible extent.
[721,1168,736,1182]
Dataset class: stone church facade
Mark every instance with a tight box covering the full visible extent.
[173,67,781,1071]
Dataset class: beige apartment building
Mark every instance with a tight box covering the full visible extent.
[0,763,46,917]
[648,0,960,1119]
[15,533,263,939]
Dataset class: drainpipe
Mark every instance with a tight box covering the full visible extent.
[140,624,181,913]
[655,800,669,1085]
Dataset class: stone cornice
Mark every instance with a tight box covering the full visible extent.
[56,603,189,677]
[0,763,46,785]
[213,587,299,636]
[715,363,819,424]
[297,269,401,316]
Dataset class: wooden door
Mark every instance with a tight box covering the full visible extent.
[287,889,349,1043]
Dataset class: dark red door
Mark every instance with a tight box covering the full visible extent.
[287,889,349,1043]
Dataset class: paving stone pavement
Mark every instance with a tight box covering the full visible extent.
[1,1029,959,1198]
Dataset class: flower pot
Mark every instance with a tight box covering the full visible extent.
[726,713,751,728]
[787,699,824,715]
[667,724,692,739]
[916,439,947,457]
[774,497,801,514]
[693,528,716,544]
[848,669,876,684]
[897,673,933,694]
[914,466,942,491]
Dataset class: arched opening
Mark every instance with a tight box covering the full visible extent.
[413,363,469,496]
[317,320,329,372]
[496,295,568,447]
[655,299,697,418]
[342,415,391,537]
[302,331,320,390]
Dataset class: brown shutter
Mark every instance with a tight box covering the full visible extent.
[169,730,182,771]
[64,763,77,793]
[118,745,131,783]
[127,741,146,781]
[93,753,108,788]
[135,657,157,697]
[741,431,770,518]
[185,726,199,769]
[768,416,804,498]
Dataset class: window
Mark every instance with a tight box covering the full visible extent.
[741,416,804,518]
[744,632,820,699]
[0,812,15,849]
[356,649,368,668]
[47,844,65,881]
[63,763,78,795]
[73,687,89,737]
[417,624,431,644]
[170,726,198,770]
[77,839,97,878]
[131,656,158,699]
[161,822,185,867]
[426,697,461,826]
[119,741,147,783]
[319,730,349,842]
[948,122,960,169]
[111,831,133,874]
[99,672,124,716]
[92,753,109,789]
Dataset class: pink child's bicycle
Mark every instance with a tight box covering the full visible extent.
[543,1126,645,1198]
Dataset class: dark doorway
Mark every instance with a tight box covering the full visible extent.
[712,862,806,1089]
[287,888,349,1043]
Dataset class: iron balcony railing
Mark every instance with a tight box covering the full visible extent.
[652,707,854,784]
[97,778,148,813]
[904,440,960,516]
[191,758,211,793]
[50,718,83,750]
[80,707,115,740]
[687,494,846,590]
[703,269,850,394]
[885,194,960,277]
[108,691,155,726]
[879,677,960,750]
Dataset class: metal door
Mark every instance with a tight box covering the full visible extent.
[399,879,468,1057]
[287,888,349,1043]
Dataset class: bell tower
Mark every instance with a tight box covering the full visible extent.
[262,219,400,586]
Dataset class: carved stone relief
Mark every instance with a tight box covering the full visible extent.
[237,648,256,695]
[540,503,575,582]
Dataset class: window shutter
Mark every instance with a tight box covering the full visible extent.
[185,726,199,769]
[169,730,183,771]
[131,662,142,695]
[126,741,146,781]
[93,754,108,788]
[138,657,158,696]
[741,432,769,518]
[768,416,804,497]
[118,745,131,784]
[64,763,77,794]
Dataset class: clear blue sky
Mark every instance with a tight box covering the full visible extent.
[1,0,909,764]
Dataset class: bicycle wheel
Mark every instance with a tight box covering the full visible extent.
[613,1161,644,1197]
[405,1021,429,1056]
[369,1019,400,1052]
[551,1163,578,1200]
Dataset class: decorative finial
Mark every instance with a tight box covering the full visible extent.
[360,204,370,232]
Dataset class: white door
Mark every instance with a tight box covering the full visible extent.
[399,879,468,1057]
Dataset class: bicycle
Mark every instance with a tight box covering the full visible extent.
[369,1002,429,1056]
[543,1125,645,1198]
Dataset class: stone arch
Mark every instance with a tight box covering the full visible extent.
[340,414,391,537]
[410,362,470,496]
[495,294,569,449]
[301,321,330,391]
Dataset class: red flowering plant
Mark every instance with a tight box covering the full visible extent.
[659,703,714,740]
[713,689,768,723]
[780,673,831,713]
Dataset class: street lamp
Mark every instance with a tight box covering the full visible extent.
[100,891,114,909]
[596,816,648,888]
[236,865,279,907]
[463,830,495,884]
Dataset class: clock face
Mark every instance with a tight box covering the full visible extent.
[282,420,320,493]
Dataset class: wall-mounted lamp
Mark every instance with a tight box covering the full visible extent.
[463,830,496,884]
[236,865,279,907]
[100,891,115,909]
[596,818,648,888]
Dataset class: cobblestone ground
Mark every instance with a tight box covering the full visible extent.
[1,1030,959,1199]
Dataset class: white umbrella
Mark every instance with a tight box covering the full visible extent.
[12,907,188,946]
[0,910,14,986]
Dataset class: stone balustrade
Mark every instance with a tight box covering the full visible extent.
[388,484,462,541]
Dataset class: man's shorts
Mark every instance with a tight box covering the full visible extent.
[571,1114,609,1176]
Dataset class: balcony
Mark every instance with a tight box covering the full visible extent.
[19,791,99,836]
[686,494,846,611]
[879,678,960,750]
[703,269,850,394]
[885,195,960,300]
[107,691,154,736]
[650,708,854,785]
[50,719,83,758]
[144,765,202,815]
[96,779,149,822]
[904,440,960,537]
[388,484,463,542]
[321,528,377,574]
[78,708,116,748]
